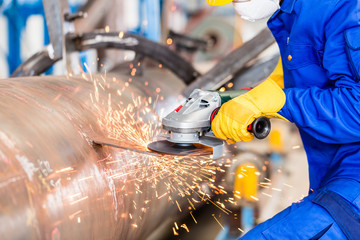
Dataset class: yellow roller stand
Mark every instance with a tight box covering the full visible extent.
[269,129,285,153]
[234,164,259,202]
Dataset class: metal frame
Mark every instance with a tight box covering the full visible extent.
[11,1,277,97]
[183,28,276,96]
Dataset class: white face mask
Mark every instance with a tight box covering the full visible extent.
[233,0,280,22]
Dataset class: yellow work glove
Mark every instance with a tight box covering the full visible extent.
[212,79,288,143]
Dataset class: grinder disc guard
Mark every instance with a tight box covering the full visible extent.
[149,89,227,159]
[147,140,213,157]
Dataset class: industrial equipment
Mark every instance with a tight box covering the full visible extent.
[0,72,204,240]
[1,1,282,238]
[148,89,271,159]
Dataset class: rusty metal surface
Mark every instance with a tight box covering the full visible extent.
[0,72,213,240]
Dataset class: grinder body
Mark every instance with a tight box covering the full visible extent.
[148,89,271,159]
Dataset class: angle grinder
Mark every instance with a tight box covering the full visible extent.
[148,89,271,159]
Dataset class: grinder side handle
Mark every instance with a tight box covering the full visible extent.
[210,108,271,140]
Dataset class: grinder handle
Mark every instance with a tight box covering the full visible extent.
[247,116,271,139]
[210,108,271,140]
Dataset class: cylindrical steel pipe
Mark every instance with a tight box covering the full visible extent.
[0,72,212,240]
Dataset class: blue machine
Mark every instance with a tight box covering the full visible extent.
[130,0,162,42]
[2,0,46,74]
[0,0,84,76]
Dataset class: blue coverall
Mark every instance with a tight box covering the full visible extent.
[241,0,360,239]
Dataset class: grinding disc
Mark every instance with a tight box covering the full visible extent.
[147,140,213,157]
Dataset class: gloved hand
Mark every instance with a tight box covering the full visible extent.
[212,79,288,143]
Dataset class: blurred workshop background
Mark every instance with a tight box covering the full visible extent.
[0,0,309,239]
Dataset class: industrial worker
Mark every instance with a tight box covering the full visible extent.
[209,0,360,239]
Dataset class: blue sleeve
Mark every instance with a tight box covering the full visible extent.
[279,0,360,144]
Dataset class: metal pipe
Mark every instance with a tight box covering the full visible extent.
[0,72,207,240]
[12,32,201,85]
[76,32,201,84]
[11,47,59,78]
